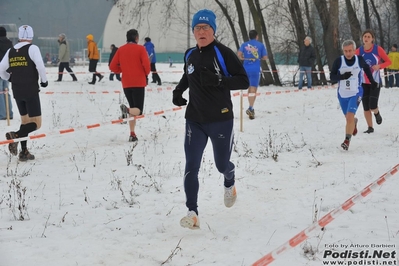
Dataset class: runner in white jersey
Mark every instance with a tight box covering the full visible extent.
[337,55,362,98]
[0,25,48,161]
[330,40,377,151]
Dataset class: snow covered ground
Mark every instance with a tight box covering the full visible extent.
[0,63,398,266]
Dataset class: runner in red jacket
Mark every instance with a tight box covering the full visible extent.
[109,29,151,142]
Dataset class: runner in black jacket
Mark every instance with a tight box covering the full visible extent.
[173,9,249,230]
[175,40,248,122]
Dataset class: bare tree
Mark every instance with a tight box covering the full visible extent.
[345,0,362,47]
[396,0,399,19]
[288,0,306,45]
[370,0,389,86]
[234,0,249,42]
[313,0,340,70]
[370,0,384,47]
[214,0,240,50]
[303,0,326,85]
[287,0,307,86]
[264,0,301,75]
[363,0,371,29]
[109,0,397,87]
[255,0,281,85]
[242,0,279,85]
[396,0,399,24]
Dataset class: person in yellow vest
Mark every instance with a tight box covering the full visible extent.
[387,44,399,88]
[86,34,103,85]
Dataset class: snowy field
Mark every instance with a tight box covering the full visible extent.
[0,63,398,266]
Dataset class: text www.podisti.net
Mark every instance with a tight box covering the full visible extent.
[322,247,397,265]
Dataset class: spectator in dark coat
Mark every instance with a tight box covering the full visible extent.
[108,44,121,81]
[297,36,316,89]
[0,26,13,120]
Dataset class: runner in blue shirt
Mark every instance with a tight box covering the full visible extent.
[237,30,268,119]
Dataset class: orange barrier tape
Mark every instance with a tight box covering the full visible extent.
[262,70,399,76]
[47,70,399,76]
[47,70,184,75]
[0,106,184,146]
[232,84,338,98]
[48,70,185,74]
[41,86,174,95]
[10,81,389,98]
[43,91,122,95]
[252,164,399,266]
[42,85,336,96]
[49,70,329,74]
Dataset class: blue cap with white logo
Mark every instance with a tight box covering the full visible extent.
[191,9,217,33]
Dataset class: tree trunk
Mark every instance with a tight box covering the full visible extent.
[303,0,325,85]
[370,0,383,47]
[287,0,307,86]
[370,0,388,87]
[363,0,371,29]
[234,0,248,42]
[313,0,340,70]
[396,0,399,25]
[247,0,267,85]
[288,0,306,45]
[255,0,281,86]
[345,0,362,48]
[214,0,241,50]
[246,0,262,38]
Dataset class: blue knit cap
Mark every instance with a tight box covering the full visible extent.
[192,9,217,33]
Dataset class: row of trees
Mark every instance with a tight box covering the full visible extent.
[111,0,399,86]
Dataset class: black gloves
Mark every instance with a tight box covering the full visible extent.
[172,88,187,106]
[340,72,352,80]
[200,67,222,86]
[371,81,379,90]
[40,81,48,88]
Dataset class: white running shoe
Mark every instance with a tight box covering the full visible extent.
[180,211,200,230]
[224,185,237,208]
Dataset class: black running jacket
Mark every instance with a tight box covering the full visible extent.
[176,40,249,123]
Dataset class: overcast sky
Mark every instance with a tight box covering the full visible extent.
[1,0,113,42]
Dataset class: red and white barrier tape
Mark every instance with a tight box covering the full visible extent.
[39,85,336,96]
[39,70,399,96]
[252,164,399,266]
[41,86,174,95]
[0,106,184,146]
[47,69,399,75]
[5,75,396,96]
[43,90,121,95]
[236,84,338,98]
[47,70,184,75]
